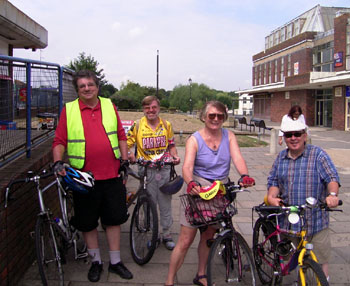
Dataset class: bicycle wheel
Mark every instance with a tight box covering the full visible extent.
[35,215,64,286]
[298,257,329,286]
[252,217,281,285]
[129,196,158,265]
[207,231,256,286]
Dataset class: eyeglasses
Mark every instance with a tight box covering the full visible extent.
[208,113,225,120]
[284,131,305,138]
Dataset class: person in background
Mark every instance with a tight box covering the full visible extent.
[165,100,255,286]
[279,105,306,146]
[52,70,132,283]
[127,95,180,250]
[267,120,340,281]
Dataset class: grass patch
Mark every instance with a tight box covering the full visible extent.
[119,111,268,148]
[236,135,268,147]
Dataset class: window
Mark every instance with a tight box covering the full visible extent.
[269,35,273,49]
[294,20,300,36]
[347,24,350,70]
[287,24,293,39]
[265,37,269,50]
[280,57,285,81]
[280,27,286,42]
[312,42,334,72]
[269,61,272,83]
[274,31,279,46]
[287,54,291,76]
[264,63,267,84]
[274,59,278,82]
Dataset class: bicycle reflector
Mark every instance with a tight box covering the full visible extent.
[61,167,95,194]
[199,180,226,200]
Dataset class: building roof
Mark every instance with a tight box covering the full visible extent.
[265,5,350,50]
[0,0,48,50]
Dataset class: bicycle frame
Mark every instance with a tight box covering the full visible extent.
[254,204,326,286]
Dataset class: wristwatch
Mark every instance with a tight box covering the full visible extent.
[328,192,338,197]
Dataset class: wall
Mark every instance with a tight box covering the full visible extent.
[334,13,348,72]
[0,139,58,286]
[333,86,346,130]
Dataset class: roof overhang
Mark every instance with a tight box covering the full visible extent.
[237,71,350,95]
[0,1,48,50]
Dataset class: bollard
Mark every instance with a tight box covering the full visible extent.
[270,128,277,155]
[179,130,183,144]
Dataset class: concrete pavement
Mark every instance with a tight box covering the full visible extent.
[19,129,350,286]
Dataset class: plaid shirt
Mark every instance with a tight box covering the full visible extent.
[267,144,340,235]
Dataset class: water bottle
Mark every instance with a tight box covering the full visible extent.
[55,217,66,234]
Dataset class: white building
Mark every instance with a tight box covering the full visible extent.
[234,93,253,116]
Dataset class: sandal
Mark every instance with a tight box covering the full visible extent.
[193,274,207,286]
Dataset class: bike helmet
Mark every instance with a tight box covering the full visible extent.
[60,167,95,194]
[159,165,184,195]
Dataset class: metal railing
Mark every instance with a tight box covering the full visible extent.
[0,55,77,167]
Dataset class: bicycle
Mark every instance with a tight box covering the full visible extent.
[180,179,257,286]
[252,197,342,286]
[5,167,88,286]
[121,158,177,265]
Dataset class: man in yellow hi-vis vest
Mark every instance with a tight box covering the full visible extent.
[53,70,132,282]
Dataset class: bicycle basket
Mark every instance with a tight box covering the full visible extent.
[180,194,230,226]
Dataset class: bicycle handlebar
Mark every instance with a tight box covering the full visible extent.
[5,170,55,208]
[254,199,343,217]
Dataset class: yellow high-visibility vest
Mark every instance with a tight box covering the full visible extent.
[66,97,120,169]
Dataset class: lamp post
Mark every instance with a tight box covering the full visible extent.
[188,78,192,114]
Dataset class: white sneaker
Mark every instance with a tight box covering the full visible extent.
[163,238,175,250]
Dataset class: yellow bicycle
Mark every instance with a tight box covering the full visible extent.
[252,197,342,286]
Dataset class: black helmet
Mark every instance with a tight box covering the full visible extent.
[159,165,184,195]
[60,166,95,194]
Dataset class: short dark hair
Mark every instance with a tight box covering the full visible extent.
[200,100,228,122]
[288,105,303,118]
[142,95,160,106]
[72,70,99,92]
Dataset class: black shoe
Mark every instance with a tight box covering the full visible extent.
[108,261,133,279]
[88,261,103,282]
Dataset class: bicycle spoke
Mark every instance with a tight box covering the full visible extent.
[35,216,64,286]
[130,198,158,265]
[207,232,256,286]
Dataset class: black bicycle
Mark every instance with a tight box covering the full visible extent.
[5,168,87,286]
[180,180,257,286]
[121,158,176,265]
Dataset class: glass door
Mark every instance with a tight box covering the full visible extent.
[315,89,333,127]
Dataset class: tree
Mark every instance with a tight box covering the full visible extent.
[67,52,106,85]
[100,83,118,98]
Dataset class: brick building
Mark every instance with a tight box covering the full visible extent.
[239,5,350,131]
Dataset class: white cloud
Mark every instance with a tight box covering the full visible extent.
[8,0,350,91]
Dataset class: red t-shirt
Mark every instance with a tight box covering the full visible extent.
[53,99,127,180]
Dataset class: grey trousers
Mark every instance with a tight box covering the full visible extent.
[138,165,173,237]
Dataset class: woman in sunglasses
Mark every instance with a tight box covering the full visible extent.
[278,105,307,146]
[165,100,255,286]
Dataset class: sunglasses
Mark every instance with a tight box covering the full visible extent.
[284,131,305,138]
[208,113,225,120]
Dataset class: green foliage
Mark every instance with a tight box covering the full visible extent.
[67,52,106,85]
[111,81,150,109]
[100,83,118,98]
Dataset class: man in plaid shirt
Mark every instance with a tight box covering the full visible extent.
[267,120,340,281]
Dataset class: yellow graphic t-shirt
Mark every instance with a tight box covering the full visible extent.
[127,116,175,161]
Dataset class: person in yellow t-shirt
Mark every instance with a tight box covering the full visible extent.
[127,96,180,250]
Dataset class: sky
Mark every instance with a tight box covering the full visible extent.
[8,0,350,92]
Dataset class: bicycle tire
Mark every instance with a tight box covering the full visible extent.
[129,196,158,265]
[252,217,282,285]
[298,257,329,286]
[35,215,64,286]
[207,231,256,286]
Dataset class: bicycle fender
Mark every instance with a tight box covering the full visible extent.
[216,229,232,237]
